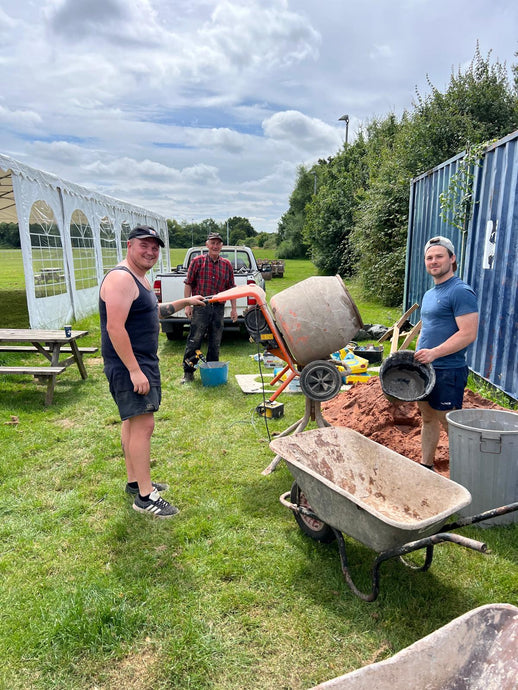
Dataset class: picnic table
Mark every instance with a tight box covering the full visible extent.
[34,267,66,284]
[0,329,98,405]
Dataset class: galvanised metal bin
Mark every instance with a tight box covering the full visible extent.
[447,408,518,526]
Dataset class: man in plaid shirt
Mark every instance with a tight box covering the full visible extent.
[181,232,237,383]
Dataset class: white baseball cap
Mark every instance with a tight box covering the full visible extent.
[424,236,457,270]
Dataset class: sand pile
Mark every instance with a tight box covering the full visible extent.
[322,376,505,476]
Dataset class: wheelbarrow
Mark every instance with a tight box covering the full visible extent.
[270,427,518,602]
[310,603,518,688]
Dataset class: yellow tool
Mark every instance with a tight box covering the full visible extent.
[256,401,285,418]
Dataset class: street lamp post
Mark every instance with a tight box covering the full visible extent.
[338,114,349,146]
[311,171,317,195]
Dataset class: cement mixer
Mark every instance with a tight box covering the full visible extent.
[208,275,363,403]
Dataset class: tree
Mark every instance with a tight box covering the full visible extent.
[281,45,517,305]
[304,136,368,275]
[227,216,256,245]
[167,219,190,248]
[276,166,313,258]
[167,218,226,247]
[0,223,20,247]
[351,45,518,305]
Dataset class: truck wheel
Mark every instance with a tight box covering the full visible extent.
[290,481,335,543]
[166,324,185,340]
[299,360,342,401]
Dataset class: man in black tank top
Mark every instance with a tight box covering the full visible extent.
[100,225,205,518]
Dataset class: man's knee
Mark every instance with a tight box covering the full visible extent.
[418,401,437,424]
[128,413,155,437]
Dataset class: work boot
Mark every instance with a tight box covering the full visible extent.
[181,371,194,384]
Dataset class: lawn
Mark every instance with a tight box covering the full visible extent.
[0,249,516,689]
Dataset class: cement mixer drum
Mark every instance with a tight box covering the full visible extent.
[269,276,363,366]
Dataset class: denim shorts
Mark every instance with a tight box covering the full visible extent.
[425,366,468,411]
[110,386,162,421]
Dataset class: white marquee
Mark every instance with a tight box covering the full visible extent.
[0,153,170,329]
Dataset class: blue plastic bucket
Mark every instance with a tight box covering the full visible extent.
[198,361,229,387]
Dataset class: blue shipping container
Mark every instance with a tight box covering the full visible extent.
[405,130,518,400]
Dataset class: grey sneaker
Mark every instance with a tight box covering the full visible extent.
[125,481,169,495]
[181,371,194,384]
[132,488,179,518]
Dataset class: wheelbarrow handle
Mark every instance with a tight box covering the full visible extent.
[431,532,488,554]
[441,501,518,531]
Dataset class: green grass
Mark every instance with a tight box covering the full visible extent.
[0,249,516,688]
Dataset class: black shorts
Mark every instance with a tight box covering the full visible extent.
[110,385,162,421]
[425,366,468,411]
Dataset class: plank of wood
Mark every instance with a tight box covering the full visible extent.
[0,346,98,354]
[0,366,66,375]
[400,321,422,350]
[390,325,400,354]
[378,303,419,345]
[395,303,419,328]
[0,366,67,405]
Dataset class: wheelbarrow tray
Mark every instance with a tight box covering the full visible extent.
[270,427,472,552]
[311,603,518,689]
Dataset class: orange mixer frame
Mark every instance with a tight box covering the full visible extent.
[208,284,300,402]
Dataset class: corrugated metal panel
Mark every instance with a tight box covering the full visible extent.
[404,152,464,316]
[405,130,518,400]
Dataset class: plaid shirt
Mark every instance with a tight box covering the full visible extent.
[184,254,235,296]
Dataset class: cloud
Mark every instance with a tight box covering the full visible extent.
[191,128,247,154]
[0,105,42,129]
[1,0,517,233]
[263,110,342,151]
[46,0,127,33]
[45,0,162,47]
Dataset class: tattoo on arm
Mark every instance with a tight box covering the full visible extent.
[159,302,176,318]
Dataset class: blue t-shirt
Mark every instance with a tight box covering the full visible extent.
[419,276,478,369]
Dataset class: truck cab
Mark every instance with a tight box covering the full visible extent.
[154,245,266,340]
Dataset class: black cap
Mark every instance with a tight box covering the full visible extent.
[207,232,224,242]
[128,225,165,247]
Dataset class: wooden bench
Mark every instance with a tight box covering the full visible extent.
[0,366,67,406]
[0,346,98,354]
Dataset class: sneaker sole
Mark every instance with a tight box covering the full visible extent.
[132,503,179,518]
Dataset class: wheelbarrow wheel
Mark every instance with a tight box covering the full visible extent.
[299,360,342,402]
[290,481,335,543]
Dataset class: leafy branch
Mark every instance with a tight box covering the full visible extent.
[439,141,492,232]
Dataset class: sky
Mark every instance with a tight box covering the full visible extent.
[1,1,517,234]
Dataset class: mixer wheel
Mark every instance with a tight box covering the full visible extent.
[299,360,342,401]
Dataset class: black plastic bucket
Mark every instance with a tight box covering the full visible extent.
[379,350,435,402]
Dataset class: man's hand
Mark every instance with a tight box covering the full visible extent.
[130,368,150,395]
[230,306,238,323]
[190,295,206,307]
[181,294,206,319]
[414,348,437,364]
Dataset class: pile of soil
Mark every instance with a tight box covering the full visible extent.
[322,376,506,476]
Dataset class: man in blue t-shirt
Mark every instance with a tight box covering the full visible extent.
[414,236,479,470]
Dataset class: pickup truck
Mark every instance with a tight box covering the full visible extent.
[153,245,266,339]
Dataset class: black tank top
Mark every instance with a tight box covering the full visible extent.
[99,266,161,389]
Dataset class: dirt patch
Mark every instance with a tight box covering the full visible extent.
[322,376,506,476]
